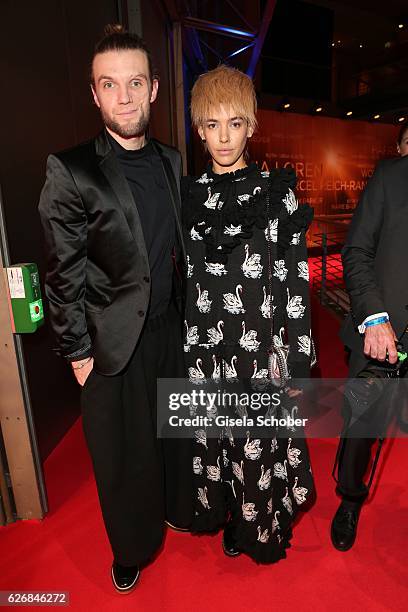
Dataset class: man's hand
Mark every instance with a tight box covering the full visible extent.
[363,322,398,363]
[286,388,303,398]
[72,357,94,386]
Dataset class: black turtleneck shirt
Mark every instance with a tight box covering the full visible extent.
[108,133,175,317]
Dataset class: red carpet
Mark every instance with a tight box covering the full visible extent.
[1,301,407,611]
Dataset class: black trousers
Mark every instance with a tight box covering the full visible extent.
[80,307,193,566]
[336,342,406,501]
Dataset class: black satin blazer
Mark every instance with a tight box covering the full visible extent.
[39,130,186,375]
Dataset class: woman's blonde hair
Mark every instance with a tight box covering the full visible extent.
[191,65,257,130]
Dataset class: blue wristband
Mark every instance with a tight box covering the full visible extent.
[365,316,389,328]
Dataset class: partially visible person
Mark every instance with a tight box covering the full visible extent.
[182,65,315,564]
[38,24,191,594]
[331,151,408,551]
[397,120,408,156]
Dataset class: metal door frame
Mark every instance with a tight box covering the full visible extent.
[0,186,47,522]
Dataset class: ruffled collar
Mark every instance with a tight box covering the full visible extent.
[205,162,259,185]
[183,167,313,264]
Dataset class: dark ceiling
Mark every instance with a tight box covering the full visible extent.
[325,0,408,19]
[173,0,408,122]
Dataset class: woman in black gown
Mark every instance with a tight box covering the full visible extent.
[182,65,315,564]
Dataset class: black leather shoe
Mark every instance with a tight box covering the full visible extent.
[331,500,362,552]
[165,519,190,532]
[111,562,140,594]
[222,524,241,557]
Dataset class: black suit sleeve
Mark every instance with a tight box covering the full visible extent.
[38,154,92,361]
[341,161,386,326]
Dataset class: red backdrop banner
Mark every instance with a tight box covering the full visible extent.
[249,110,399,244]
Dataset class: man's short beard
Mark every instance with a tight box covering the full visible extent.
[102,108,150,140]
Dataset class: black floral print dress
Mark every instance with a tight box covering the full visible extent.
[182,163,315,563]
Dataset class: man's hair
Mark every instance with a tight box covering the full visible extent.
[397,120,408,145]
[190,65,257,130]
[91,24,156,85]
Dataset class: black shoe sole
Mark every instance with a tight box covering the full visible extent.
[111,567,140,594]
[330,501,362,552]
[165,520,190,532]
[330,529,356,552]
[222,536,241,557]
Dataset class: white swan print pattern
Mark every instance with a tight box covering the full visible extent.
[206,457,221,482]
[190,226,203,241]
[292,477,308,505]
[282,488,293,515]
[222,449,229,467]
[205,260,227,276]
[184,164,314,563]
[273,260,288,282]
[226,479,237,499]
[287,438,302,468]
[242,494,258,522]
[257,526,270,543]
[265,218,278,242]
[193,456,203,475]
[189,359,205,384]
[252,360,268,380]
[286,288,305,319]
[196,283,212,313]
[239,321,260,352]
[241,244,263,279]
[224,356,238,380]
[196,173,213,184]
[195,429,207,448]
[272,510,281,533]
[257,465,272,490]
[224,224,242,236]
[198,486,211,510]
[298,335,311,356]
[203,187,222,210]
[232,460,245,485]
[283,188,298,214]
[187,254,194,278]
[281,406,299,434]
[259,286,275,318]
[244,432,263,460]
[273,460,288,481]
[211,355,221,380]
[207,320,224,345]
[297,261,309,281]
[184,320,199,352]
[223,284,245,314]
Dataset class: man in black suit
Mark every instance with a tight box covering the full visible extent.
[331,154,408,551]
[39,25,191,592]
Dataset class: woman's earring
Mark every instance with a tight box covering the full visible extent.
[202,139,206,143]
